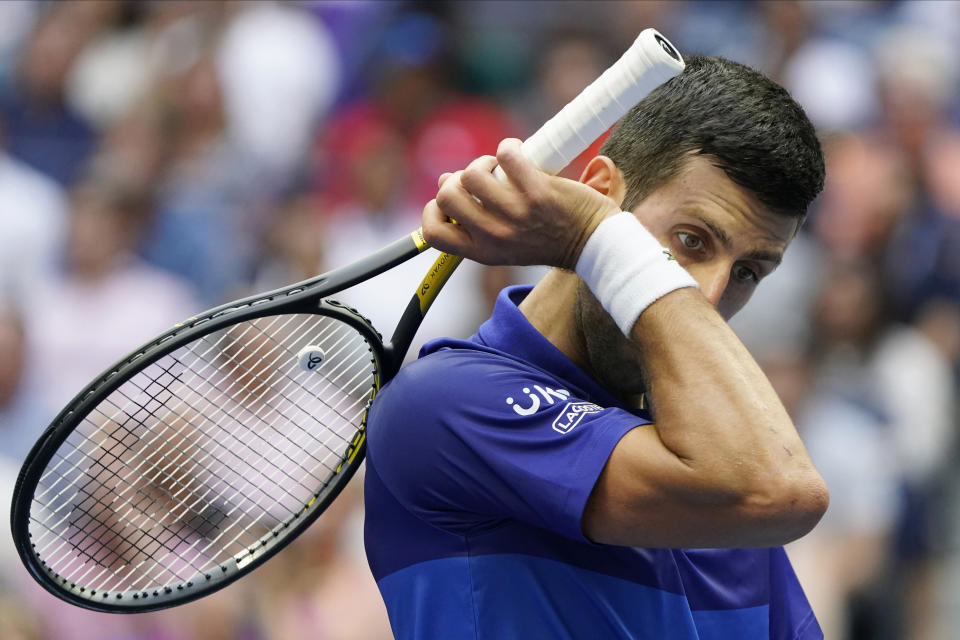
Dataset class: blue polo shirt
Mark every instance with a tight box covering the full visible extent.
[364,286,821,639]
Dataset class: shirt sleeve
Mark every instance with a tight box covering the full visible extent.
[366,348,649,543]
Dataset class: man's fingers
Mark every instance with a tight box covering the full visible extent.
[462,155,498,177]
[428,168,494,253]
[460,154,514,212]
[425,140,589,267]
[494,138,540,193]
[422,199,473,255]
[439,153,493,191]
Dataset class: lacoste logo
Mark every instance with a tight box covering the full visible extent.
[552,402,603,434]
[506,385,571,416]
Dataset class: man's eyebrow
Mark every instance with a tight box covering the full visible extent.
[692,214,784,266]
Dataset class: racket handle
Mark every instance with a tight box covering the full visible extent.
[392,29,683,369]
[493,28,684,181]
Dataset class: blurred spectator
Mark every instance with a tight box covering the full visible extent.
[755,0,815,81]
[783,37,879,132]
[0,115,69,305]
[1,2,959,639]
[23,171,198,419]
[0,1,39,87]
[93,101,169,197]
[254,189,328,290]
[217,2,341,179]
[139,44,264,305]
[873,24,958,164]
[311,11,519,350]
[774,258,898,640]
[782,349,899,640]
[789,256,954,640]
[0,3,102,185]
[253,482,391,640]
[812,132,912,263]
[867,22,960,324]
[511,29,617,181]
[0,306,47,464]
[65,1,153,130]
[873,310,956,495]
[318,11,518,208]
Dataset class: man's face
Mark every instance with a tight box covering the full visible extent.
[576,154,798,397]
[635,154,799,319]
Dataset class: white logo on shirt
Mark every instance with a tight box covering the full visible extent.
[552,402,603,434]
[505,385,570,416]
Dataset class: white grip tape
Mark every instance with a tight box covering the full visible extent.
[493,28,684,183]
[575,212,698,334]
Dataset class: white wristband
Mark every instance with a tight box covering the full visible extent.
[574,211,698,335]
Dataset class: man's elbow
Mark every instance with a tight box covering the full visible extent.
[746,469,830,545]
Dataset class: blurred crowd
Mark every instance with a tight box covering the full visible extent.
[0,1,958,639]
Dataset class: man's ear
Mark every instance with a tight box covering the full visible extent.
[579,155,626,206]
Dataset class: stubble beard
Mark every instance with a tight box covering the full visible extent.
[574,280,648,401]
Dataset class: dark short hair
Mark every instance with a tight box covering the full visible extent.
[600,55,825,218]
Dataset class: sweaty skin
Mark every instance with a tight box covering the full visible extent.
[556,154,799,400]
[423,138,828,549]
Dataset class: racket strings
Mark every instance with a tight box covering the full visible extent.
[33,319,371,592]
[36,314,355,518]
[67,316,362,524]
[28,313,377,595]
[37,338,369,593]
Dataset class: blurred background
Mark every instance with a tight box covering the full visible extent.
[0,1,958,638]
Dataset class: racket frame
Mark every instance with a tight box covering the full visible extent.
[10,233,429,612]
[12,25,686,612]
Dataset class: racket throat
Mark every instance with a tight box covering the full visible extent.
[383,295,426,379]
[386,252,464,378]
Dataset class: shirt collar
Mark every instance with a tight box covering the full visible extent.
[468,285,634,411]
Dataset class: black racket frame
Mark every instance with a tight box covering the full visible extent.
[10,234,422,612]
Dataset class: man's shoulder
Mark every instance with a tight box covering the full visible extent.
[381,341,558,406]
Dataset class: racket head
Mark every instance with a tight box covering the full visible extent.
[10,293,384,613]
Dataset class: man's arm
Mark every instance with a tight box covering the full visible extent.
[582,287,827,548]
[424,139,828,549]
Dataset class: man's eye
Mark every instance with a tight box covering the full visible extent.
[677,231,703,251]
[733,264,759,283]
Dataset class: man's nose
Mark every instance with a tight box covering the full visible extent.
[690,262,730,308]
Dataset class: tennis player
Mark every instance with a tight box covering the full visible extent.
[365,55,829,639]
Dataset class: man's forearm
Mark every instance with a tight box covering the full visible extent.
[632,287,825,513]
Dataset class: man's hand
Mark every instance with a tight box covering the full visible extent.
[422,138,621,269]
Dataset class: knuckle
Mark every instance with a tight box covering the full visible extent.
[435,185,457,211]
[487,221,515,244]
[460,166,487,193]
[500,138,522,156]
[522,183,546,206]
[422,198,438,217]
[499,194,529,220]
[460,166,479,187]
[421,221,443,247]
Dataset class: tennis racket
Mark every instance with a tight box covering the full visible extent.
[11,28,684,612]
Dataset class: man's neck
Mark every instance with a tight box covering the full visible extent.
[517,269,647,409]
[517,269,589,371]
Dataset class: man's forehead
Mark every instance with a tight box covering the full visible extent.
[683,207,791,266]
[670,158,799,258]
